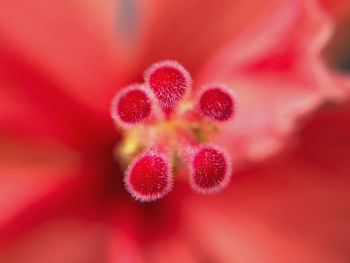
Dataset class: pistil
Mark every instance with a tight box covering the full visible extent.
[111,60,237,202]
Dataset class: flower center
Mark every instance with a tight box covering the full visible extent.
[111,60,237,202]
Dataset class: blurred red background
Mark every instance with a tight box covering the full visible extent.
[0,0,349,262]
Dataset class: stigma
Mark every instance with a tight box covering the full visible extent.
[111,60,237,202]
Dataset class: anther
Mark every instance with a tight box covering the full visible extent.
[198,84,236,121]
[124,150,173,202]
[111,84,153,128]
[144,60,191,115]
[189,145,232,194]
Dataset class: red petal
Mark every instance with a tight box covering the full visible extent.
[319,0,350,22]
[184,101,350,262]
[0,0,132,118]
[136,0,279,74]
[106,208,144,263]
[196,0,349,164]
[0,217,106,263]
[0,61,116,148]
[0,136,80,228]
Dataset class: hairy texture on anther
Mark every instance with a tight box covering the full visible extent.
[111,85,152,128]
[124,151,173,202]
[199,85,236,121]
[145,60,191,114]
[190,146,232,194]
[112,63,236,201]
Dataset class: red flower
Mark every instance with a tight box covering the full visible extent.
[0,0,349,262]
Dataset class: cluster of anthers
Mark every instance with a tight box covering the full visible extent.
[111,60,237,202]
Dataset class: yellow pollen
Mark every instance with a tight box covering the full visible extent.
[114,116,219,171]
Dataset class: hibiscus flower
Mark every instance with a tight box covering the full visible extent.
[0,0,349,262]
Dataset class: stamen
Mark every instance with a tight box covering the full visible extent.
[198,84,236,121]
[111,61,237,201]
[189,145,232,194]
[111,84,153,128]
[124,150,173,202]
[144,60,192,115]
